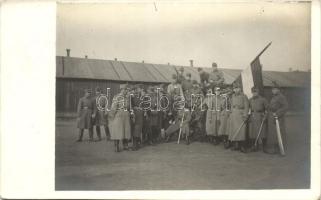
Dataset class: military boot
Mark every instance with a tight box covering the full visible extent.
[240,141,248,153]
[76,129,84,142]
[231,141,240,151]
[224,140,232,149]
[186,136,190,145]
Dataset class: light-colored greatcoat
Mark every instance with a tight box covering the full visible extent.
[228,93,249,141]
[205,95,220,136]
[108,93,131,140]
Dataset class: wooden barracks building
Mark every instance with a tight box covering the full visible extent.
[56,52,310,115]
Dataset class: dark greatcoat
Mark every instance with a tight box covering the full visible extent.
[77,96,94,129]
[266,93,288,152]
[92,94,107,126]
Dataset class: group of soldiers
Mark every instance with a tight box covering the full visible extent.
[76,62,288,155]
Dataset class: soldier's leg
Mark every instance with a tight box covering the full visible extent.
[114,140,120,152]
[231,141,240,151]
[185,129,190,145]
[123,139,129,150]
[96,126,102,141]
[104,125,110,140]
[213,136,220,145]
[165,123,180,142]
[89,127,94,141]
[77,129,84,142]
[132,137,138,151]
[240,140,247,153]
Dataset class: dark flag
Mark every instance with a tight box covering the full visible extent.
[234,42,271,98]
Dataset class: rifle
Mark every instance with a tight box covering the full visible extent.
[275,116,285,156]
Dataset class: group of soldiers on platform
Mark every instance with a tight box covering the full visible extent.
[76,62,288,155]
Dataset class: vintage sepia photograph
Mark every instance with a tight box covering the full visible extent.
[55,2,311,191]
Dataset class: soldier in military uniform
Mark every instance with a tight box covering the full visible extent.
[108,84,131,152]
[189,80,205,141]
[197,67,209,94]
[208,62,224,88]
[177,67,185,84]
[248,87,269,151]
[167,74,184,97]
[228,83,249,152]
[92,87,109,141]
[204,87,220,145]
[265,82,288,154]
[131,84,144,150]
[182,73,193,93]
[218,87,232,146]
[142,86,155,145]
[149,86,161,144]
[76,89,95,142]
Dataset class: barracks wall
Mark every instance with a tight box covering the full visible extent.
[56,78,161,114]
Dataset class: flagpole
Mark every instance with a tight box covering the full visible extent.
[251,42,272,63]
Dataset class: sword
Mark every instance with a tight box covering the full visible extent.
[231,115,249,141]
[254,114,266,147]
[275,116,285,156]
[177,111,185,144]
[231,120,246,141]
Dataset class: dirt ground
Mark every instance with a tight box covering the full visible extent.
[55,113,310,190]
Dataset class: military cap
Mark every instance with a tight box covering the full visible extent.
[271,81,280,89]
[212,62,218,67]
[251,87,259,93]
[215,87,220,91]
[119,84,128,89]
[233,82,241,89]
[186,73,192,77]
[148,85,155,91]
[95,87,102,92]
[179,67,184,72]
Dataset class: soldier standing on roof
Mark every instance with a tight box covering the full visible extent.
[208,62,224,88]
[182,73,193,93]
[177,67,185,84]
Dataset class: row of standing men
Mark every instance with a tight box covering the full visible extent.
[76,65,288,155]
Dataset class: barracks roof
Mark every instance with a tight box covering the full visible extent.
[56,56,310,88]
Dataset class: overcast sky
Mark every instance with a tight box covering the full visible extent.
[57,2,311,71]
